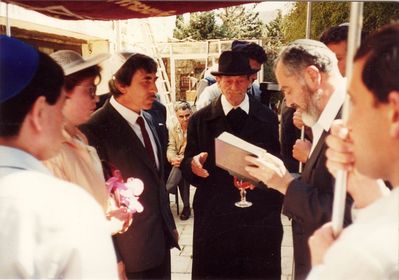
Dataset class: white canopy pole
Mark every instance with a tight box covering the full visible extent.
[299,2,312,174]
[331,2,364,237]
[6,3,11,36]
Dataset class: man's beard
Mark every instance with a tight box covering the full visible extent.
[302,86,322,127]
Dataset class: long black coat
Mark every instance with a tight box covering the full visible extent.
[80,101,178,273]
[181,95,284,279]
[282,113,353,280]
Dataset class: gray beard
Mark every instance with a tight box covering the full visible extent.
[302,88,322,127]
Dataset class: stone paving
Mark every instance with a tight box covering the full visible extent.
[170,186,294,280]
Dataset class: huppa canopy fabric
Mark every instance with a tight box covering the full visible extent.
[2,1,254,20]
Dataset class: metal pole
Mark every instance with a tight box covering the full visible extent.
[299,2,312,173]
[6,3,11,36]
[331,2,364,237]
[305,2,312,39]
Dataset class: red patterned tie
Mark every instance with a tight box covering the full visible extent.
[136,116,156,163]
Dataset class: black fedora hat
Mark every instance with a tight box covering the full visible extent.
[211,51,258,76]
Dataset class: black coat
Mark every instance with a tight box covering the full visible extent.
[282,116,353,280]
[181,95,284,279]
[80,100,178,273]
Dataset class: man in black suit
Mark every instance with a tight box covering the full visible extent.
[246,39,353,280]
[80,53,178,279]
[181,51,283,279]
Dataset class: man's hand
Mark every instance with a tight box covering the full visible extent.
[293,108,305,129]
[245,153,293,194]
[325,119,388,209]
[308,223,336,266]
[191,152,209,177]
[325,119,355,176]
[293,139,311,163]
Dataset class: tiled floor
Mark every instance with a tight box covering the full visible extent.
[170,186,293,280]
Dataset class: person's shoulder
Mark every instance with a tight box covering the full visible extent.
[249,97,278,122]
[0,170,101,210]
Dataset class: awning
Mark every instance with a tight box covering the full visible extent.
[2,1,254,20]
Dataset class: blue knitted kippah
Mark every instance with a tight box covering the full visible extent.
[0,35,39,103]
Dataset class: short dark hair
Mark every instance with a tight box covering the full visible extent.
[232,40,267,64]
[0,52,64,137]
[276,39,337,76]
[320,24,368,46]
[354,23,399,103]
[109,53,157,98]
[64,65,101,92]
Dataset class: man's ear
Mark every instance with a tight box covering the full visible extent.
[28,96,47,132]
[303,65,321,90]
[115,80,128,95]
[388,91,399,139]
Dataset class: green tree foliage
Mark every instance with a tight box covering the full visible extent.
[173,5,263,40]
[173,12,224,40]
[263,10,285,82]
[219,5,263,39]
[282,1,399,42]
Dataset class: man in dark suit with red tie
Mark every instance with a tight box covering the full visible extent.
[80,53,178,279]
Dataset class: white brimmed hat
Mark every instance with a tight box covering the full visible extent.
[50,50,110,76]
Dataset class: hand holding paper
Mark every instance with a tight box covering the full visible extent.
[245,153,294,194]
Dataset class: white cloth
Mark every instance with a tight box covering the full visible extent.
[196,83,220,110]
[0,146,118,279]
[307,187,399,280]
[221,93,249,115]
[310,84,346,155]
[110,96,159,169]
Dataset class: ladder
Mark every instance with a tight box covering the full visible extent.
[141,19,176,128]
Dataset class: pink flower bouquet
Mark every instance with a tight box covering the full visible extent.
[106,169,144,214]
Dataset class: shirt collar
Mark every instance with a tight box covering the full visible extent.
[221,94,250,116]
[0,146,51,175]
[110,96,142,126]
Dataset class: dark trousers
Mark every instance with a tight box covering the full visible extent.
[125,249,171,280]
[166,166,190,208]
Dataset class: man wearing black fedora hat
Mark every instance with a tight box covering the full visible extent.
[196,40,267,110]
[181,51,283,279]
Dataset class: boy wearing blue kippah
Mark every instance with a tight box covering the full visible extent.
[0,36,118,278]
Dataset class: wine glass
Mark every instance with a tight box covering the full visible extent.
[233,176,254,208]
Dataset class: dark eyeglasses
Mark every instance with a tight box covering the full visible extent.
[76,85,97,99]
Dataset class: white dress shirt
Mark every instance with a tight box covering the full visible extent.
[110,96,159,169]
[221,93,250,116]
[306,187,399,280]
[0,146,118,279]
[309,84,346,156]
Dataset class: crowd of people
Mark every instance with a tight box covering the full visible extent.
[0,21,398,280]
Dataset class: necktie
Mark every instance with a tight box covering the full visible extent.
[136,116,156,163]
[226,107,248,133]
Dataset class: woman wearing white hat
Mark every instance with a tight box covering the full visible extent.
[44,50,133,237]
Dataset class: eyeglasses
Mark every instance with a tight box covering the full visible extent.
[75,85,97,99]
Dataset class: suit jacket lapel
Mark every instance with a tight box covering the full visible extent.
[143,111,163,176]
[104,103,161,179]
[301,131,328,182]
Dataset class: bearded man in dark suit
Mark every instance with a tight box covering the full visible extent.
[246,39,353,280]
[80,53,178,279]
[181,51,283,279]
